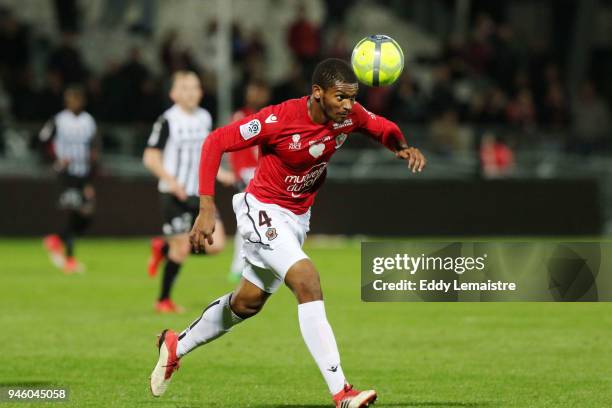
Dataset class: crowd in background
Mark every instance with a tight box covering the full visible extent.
[0,0,610,161]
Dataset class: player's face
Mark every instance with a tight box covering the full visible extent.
[319,82,358,123]
[65,92,85,113]
[171,75,203,111]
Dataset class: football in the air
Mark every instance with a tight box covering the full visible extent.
[351,34,404,87]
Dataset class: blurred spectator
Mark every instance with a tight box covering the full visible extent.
[540,82,569,130]
[571,81,612,154]
[490,23,519,93]
[99,0,158,36]
[480,132,514,178]
[466,13,495,75]
[429,63,457,115]
[287,4,321,80]
[325,28,350,60]
[53,0,79,34]
[98,61,128,121]
[35,71,65,120]
[429,110,469,155]
[160,30,201,76]
[481,87,508,124]
[0,8,30,93]
[47,33,89,85]
[443,33,469,80]
[506,87,536,130]
[117,47,153,121]
[272,60,309,104]
[389,71,427,123]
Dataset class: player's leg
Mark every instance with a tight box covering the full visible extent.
[157,233,190,312]
[176,276,270,356]
[285,260,376,407]
[61,183,94,273]
[229,232,246,282]
[150,275,271,397]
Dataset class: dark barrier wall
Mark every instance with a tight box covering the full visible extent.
[0,177,601,236]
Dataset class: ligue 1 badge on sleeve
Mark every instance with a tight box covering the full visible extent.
[265,227,278,241]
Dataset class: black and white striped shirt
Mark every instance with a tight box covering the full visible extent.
[147,105,212,197]
[39,110,97,177]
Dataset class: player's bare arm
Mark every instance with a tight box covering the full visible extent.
[190,195,216,251]
[143,147,188,201]
[216,167,236,187]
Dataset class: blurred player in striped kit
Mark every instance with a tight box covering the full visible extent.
[143,71,234,313]
[227,80,270,282]
[41,86,99,274]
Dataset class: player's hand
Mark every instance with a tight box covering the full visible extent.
[168,179,188,201]
[396,146,426,173]
[190,196,216,252]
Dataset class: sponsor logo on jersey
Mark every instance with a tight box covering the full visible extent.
[239,119,261,140]
[335,133,347,149]
[264,114,278,123]
[265,227,278,240]
[289,134,301,150]
[332,118,353,129]
[285,162,327,195]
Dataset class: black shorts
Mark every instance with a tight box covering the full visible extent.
[58,174,94,212]
[160,193,200,236]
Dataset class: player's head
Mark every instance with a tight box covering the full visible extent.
[311,58,358,123]
[245,79,270,110]
[170,71,203,111]
[64,85,86,113]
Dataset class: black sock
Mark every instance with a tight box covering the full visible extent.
[161,242,169,257]
[60,211,92,258]
[159,260,181,301]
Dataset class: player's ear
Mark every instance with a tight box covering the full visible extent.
[312,85,323,101]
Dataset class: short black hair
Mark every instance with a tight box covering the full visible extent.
[312,58,358,89]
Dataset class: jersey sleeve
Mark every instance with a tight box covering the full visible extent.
[353,102,407,152]
[199,104,284,196]
[147,115,170,149]
[39,117,57,142]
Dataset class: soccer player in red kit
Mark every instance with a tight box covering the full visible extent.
[150,59,426,407]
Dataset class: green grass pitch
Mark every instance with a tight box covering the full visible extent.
[1,238,611,408]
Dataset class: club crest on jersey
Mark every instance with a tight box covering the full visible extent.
[239,119,261,140]
[308,143,325,158]
[335,133,347,149]
[289,134,301,150]
[265,227,278,240]
[332,118,353,129]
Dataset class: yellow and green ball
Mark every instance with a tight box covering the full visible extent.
[351,35,404,87]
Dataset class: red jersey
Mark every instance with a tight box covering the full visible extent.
[199,96,406,214]
[228,107,259,181]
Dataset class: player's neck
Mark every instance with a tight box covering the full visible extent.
[176,104,197,115]
[307,96,328,125]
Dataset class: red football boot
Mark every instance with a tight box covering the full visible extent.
[43,234,65,268]
[148,238,166,277]
[150,329,180,397]
[63,257,85,274]
[333,384,377,408]
[155,299,184,314]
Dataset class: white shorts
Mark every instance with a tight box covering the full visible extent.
[232,192,310,293]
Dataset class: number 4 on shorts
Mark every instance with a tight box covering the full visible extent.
[258,210,272,227]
